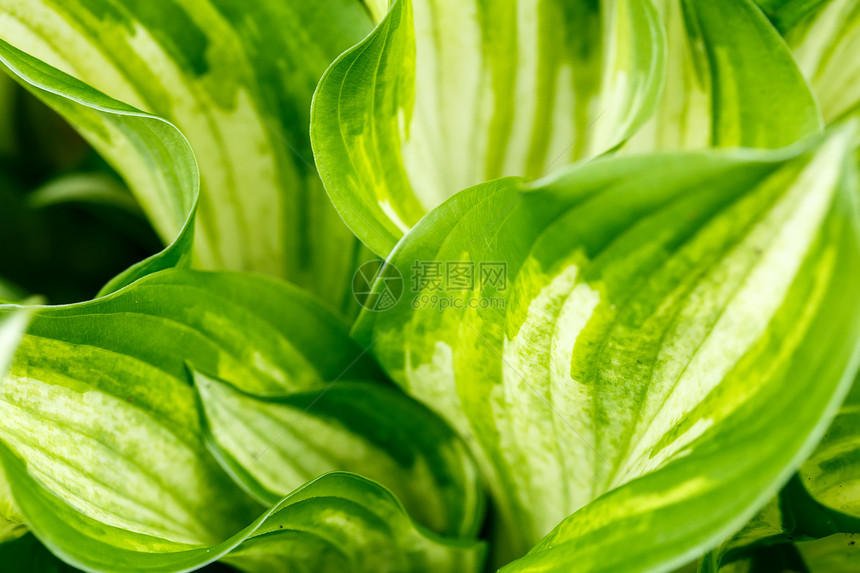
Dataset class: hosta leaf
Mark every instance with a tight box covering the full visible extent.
[0,44,480,571]
[796,532,860,571]
[1,439,486,573]
[795,373,860,526]
[774,0,860,124]
[0,38,197,296]
[311,0,665,257]
[703,533,860,573]
[0,269,483,570]
[194,372,484,538]
[622,0,822,153]
[0,0,374,311]
[353,125,860,566]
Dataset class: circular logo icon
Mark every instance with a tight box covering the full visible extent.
[352,260,403,311]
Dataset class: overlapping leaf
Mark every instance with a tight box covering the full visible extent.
[195,372,483,538]
[701,532,860,572]
[0,0,374,311]
[1,444,485,573]
[703,372,860,571]
[797,376,860,524]
[311,0,666,257]
[702,2,860,568]
[353,125,860,567]
[0,11,486,570]
[0,269,484,571]
[311,0,826,259]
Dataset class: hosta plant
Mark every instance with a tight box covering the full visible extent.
[0,0,859,572]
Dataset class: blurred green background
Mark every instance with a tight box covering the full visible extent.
[0,75,160,304]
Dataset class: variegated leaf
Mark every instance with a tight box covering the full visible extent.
[622,0,821,152]
[194,371,484,538]
[774,0,860,124]
[353,125,860,567]
[704,372,860,571]
[1,441,486,573]
[311,0,823,259]
[0,269,484,571]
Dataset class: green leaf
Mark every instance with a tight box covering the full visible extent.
[622,0,822,152]
[362,0,390,21]
[353,125,860,567]
[709,370,860,571]
[701,371,860,571]
[194,371,484,539]
[311,0,666,257]
[0,0,374,312]
[0,269,372,546]
[702,533,860,573]
[796,532,860,571]
[793,372,860,532]
[717,500,793,565]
